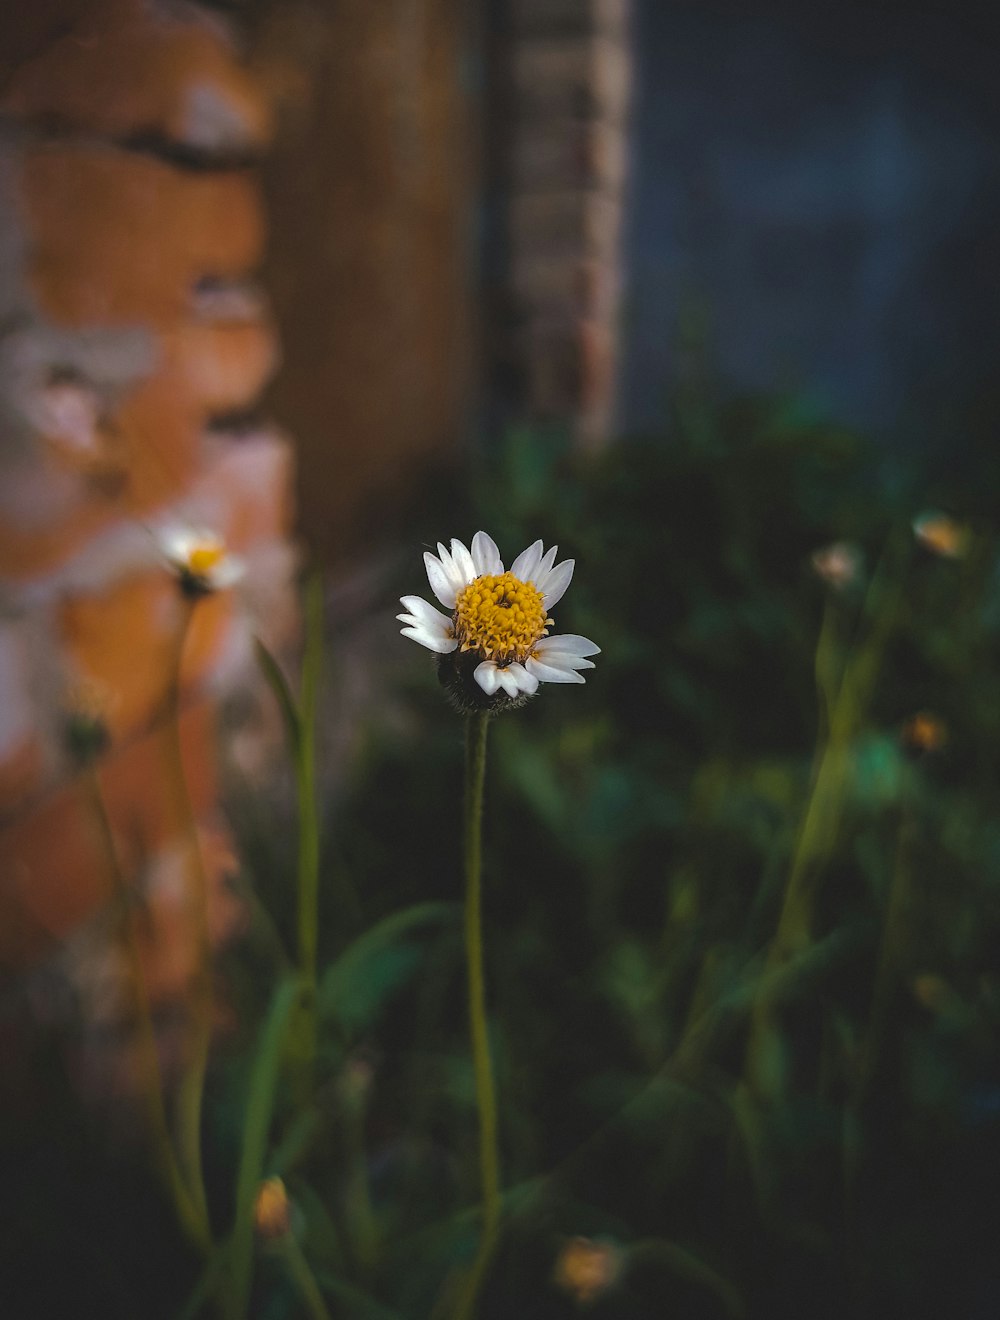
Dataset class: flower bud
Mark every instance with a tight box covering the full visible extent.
[253,1177,292,1241]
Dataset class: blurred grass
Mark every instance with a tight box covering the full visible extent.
[300,395,1000,1317]
[8,390,1000,1319]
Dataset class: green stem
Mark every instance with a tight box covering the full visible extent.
[456,711,499,1319]
[86,765,210,1252]
[343,1080,379,1278]
[167,597,213,1236]
[294,745,319,1070]
[295,572,324,1091]
[280,1234,334,1320]
[843,798,915,1237]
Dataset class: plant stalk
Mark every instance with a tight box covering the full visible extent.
[294,572,324,1092]
[167,596,214,1234]
[86,764,211,1251]
[456,710,499,1318]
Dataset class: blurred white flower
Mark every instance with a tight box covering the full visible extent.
[399,531,599,706]
[158,526,244,596]
[811,540,862,590]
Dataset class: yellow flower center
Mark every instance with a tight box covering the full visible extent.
[453,571,550,663]
[187,540,226,576]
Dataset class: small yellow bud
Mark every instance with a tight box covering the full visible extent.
[552,1236,620,1305]
[253,1177,292,1241]
[900,711,948,754]
[913,512,969,559]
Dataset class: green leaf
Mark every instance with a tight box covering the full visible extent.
[628,1237,745,1317]
[299,570,324,747]
[229,976,304,1319]
[255,638,302,759]
[318,902,459,1031]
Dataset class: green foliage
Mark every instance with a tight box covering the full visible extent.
[26,391,1000,1320]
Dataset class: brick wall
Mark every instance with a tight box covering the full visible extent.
[497,0,632,446]
[252,0,476,565]
[0,0,297,1094]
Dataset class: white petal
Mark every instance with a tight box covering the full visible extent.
[474,661,501,695]
[449,539,477,586]
[536,544,558,580]
[536,655,595,671]
[471,531,503,577]
[399,595,454,631]
[511,539,544,583]
[536,633,601,659]
[210,556,245,588]
[397,599,455,649]
[506,661,539,695]
[436,542,470,597]
[539,558,574,608]
[435,543,467,596]
[525,656,587,684]
[157,527,200,565]
[400,625,458,654]
[496,667,521,697]
[423,551,457,607]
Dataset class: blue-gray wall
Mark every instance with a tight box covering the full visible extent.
[620,2,1000,445]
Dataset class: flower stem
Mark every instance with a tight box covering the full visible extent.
[458,710,500,1316]
[745,534,906,1100]
[166,597,213,1235]
[85,764,211,1252]
[294,572,324,1093]
[280,1233,334,1320]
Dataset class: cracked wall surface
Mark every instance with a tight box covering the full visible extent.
[0,0,297,1091]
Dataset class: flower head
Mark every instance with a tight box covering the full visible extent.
[399,532,599,713]
[900,710,948,755]
[63,676,115,765]
[158,525,244,597]
[912,511,969,559]
[811,540,862,591]
[253,1176,292,1241]
[552,1236,621,1305]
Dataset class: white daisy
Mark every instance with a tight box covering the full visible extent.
[811,541,862,591]
[398,531,599,707]
[157,525,245,596]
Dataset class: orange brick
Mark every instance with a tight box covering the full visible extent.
[164,314,278,417]
[0,697,221,971]
[21,377,128,481]
[99,697,220,844]
[197,427,295,550]
[1,0,271,151]
[65,314,277,515]
[0,617,43,815]
[19,143,264,328]
[134,821,246,1006]
[0,738,44,822]
[0,777,114,969]
[59,569,237,744]
[0,457,120,584]
[0,323,281,582]
[113,365,207,514]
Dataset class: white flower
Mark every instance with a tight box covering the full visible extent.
[398,531,599,704]
[811,540,862,590]
[157,525,244,595]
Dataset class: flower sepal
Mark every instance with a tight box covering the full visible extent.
[436,648,535,717]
